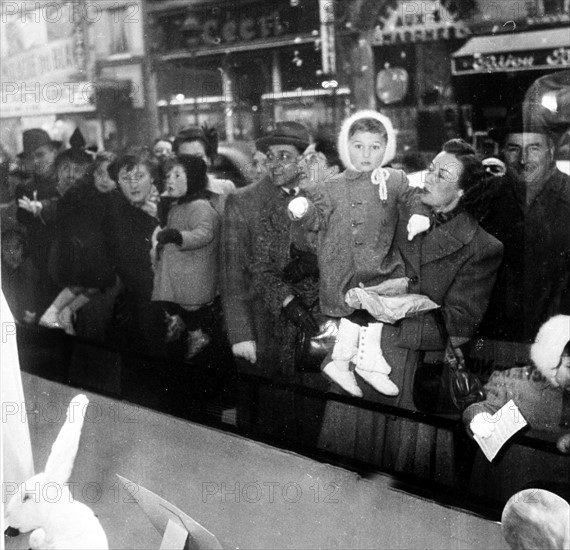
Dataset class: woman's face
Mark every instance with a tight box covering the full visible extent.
[118,163,153,206]
[164,164,188,198]
[178,140,210,167]
[420,151,464,212]
[94,161,116,194]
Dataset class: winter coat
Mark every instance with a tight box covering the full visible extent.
[479,168,570,342]
[220,175,283,354]
[103,190,158,301]
[250,193,320,376]
[2,257,40,320]
[48,184,115,289]
[15,173,60,307]
[318,210,504,484]
[300,167,429,316]
[463,366,569,501]
[152,199,220,308]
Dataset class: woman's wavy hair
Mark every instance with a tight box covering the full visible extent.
[442,139,500,221]
[108,154,158,184]
[163,155,209,203]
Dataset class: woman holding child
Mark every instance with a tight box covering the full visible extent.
[317,135,504,485]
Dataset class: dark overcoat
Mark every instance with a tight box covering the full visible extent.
[478,168,570,342]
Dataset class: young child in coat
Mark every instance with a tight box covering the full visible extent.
[465,314,570,449]
[151,155,221,361]
[288,110,430,397]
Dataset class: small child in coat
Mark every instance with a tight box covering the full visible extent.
[152,155,221,361]
[465,314,570,451]
[288,110,430,397]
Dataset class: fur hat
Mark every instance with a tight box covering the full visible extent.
[337,110,396,172]
[530,315,570,387]
[21,129,60,156]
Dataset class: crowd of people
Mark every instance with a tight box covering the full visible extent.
[1,102,569,505]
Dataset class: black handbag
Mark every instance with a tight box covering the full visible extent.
[413,355,485,415]
[412,311,485,414]
[294,313,339,373]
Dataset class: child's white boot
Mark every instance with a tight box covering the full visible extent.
[354,322,399,396]
[323,318,363,397]
[59,294,91,336]
[39,288,76,330]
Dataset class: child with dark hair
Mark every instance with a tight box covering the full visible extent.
[1,229,40,323]
[151,155,221,360]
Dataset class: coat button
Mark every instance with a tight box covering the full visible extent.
[409,276,419,285]
[381,220,387,226]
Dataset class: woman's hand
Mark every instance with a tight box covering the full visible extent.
[445,336,468,369]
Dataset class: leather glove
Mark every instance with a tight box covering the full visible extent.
[282,297,319,336]
[156,228,183,246]
[346,309,376,327]
[283,245,319,283]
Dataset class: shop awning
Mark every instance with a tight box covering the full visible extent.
[452,27,570,75]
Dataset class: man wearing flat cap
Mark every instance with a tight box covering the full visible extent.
[14,129,61,310]
[478,106,570,342]
[220,121,325,441]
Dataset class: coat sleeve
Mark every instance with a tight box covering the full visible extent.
[399,237,504,350]
[178,202,217,250]
[250,231,297,318]
[440,239,504,339]
[392,169,431,217]
[219,193,256,345]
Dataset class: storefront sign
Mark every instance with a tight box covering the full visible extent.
[1,37,80,85]
[453,46,570,75]
[373,0,469,45]
[150,0,319,54]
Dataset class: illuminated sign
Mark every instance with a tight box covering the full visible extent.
[453,46,570,75]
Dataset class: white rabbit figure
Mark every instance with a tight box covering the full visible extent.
[5,394,109,550]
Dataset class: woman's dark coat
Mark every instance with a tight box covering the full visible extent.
[319,209,504,484]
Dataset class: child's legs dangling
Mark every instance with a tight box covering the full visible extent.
[39,287,80,329]
[323,317,363,397]
[354,322,399,396]
[58,287,98,336]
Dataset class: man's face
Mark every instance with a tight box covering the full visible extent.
[32,145,57,177]
[503,133,554,187]
[264,144,302,188]
[297,144,338,187]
